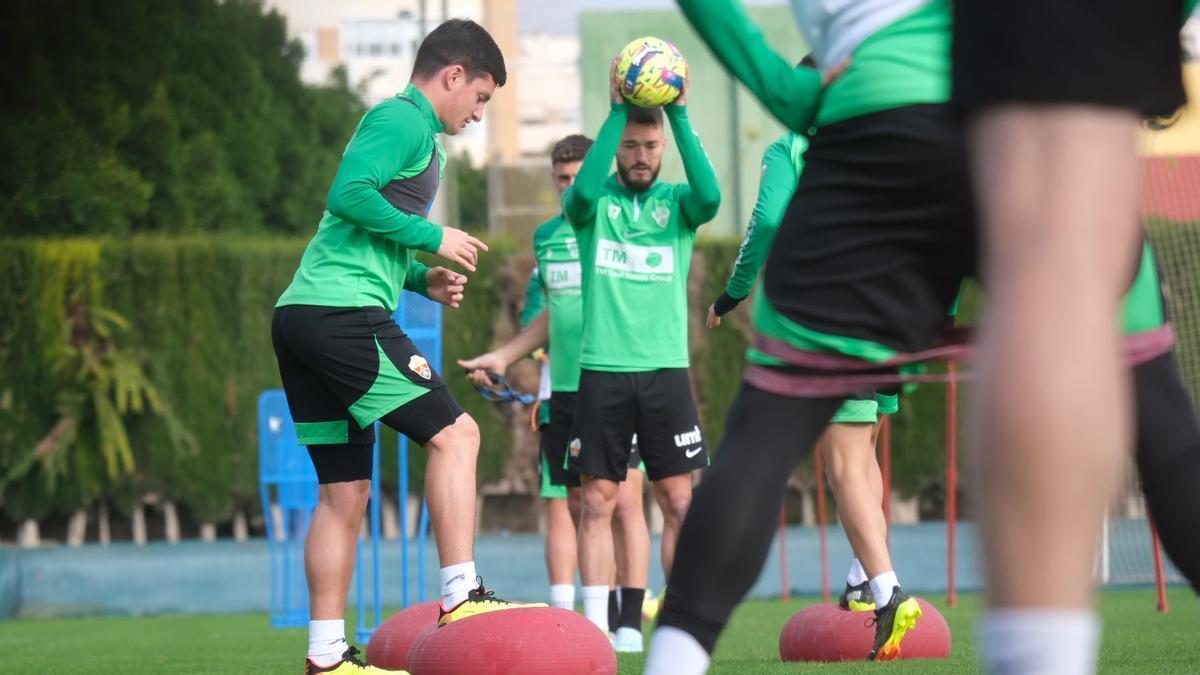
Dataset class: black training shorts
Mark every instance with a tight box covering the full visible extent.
[953,0,1187,118]
[272,305,464,483]
[569,368,707,482]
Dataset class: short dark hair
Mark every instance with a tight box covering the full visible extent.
[412,19,507,87]
[627,105,663,128]
[551,135,593,165]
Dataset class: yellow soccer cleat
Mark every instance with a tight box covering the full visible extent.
[304,646,405,674]
[866,588,922,661]
[438,578,547,626]
[642,588,662,623]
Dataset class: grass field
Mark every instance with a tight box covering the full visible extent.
[1,588,1196,674]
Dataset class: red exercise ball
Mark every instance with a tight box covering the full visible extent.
[408,607,616,675]
[366,600,442,671]
[779,598,951,662]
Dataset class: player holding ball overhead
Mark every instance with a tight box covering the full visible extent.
[561,42,720,652]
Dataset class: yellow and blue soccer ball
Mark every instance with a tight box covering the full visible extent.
[616,37,688,108]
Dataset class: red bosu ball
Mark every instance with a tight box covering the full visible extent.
[779,598,951,662]
[366,600,442,671]
[408,607,616,675]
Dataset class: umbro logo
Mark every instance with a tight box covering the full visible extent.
[674,424,702,448]
[608,204,621,220]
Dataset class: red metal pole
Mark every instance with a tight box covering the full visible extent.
[815,449,830,603]
[1150,517,1170,613]
[946,361,959,608]
[780,506,790,602]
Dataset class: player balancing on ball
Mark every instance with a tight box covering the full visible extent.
[552,49,720,653]
[271,19,540,675]
[706,55,912,622]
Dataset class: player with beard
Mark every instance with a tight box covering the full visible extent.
[459,135,652,642]
[559,59,720,652]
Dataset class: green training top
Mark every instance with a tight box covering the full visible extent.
[532,214,585,391]
[682,0,1198,131]
[1122,242,1166,335]
[277,84,447,312]
[726,132,807,300]
[563,102,721,371]
[676,0,950,131]
[520,264,548,328]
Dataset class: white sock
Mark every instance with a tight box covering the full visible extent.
[307,619,347,667]
[582,585,610,632]
[644,625,710,675]
[869,571,899,607]
[981,610,1100,675]
[550,583,576,610]
[847,558,867,586]
[440,561,477,607]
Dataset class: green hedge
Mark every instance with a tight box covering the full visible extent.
[3,225,1197,528]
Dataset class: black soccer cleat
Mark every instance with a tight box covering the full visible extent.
[866,587,922,661]
[837,580,876,612]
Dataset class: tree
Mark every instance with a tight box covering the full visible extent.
[0,0,364,237]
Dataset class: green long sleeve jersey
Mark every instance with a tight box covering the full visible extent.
[677,0,951,132]
[563,103,721,371]
[532,214,585,391]
[277,84,447,312]
[679,0,1199,134]
[519,264,548,328]
[725,132,807,299]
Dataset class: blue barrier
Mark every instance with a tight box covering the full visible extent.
[394,293,441,610]
[257,390,317,629]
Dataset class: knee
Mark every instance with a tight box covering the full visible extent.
[429,413,480,456]
[614,489,644,523]
[820,442,861,488]
[660,488,692,525]
[613,499,638,523]
[322,480,372,521]
[580,482,617,522]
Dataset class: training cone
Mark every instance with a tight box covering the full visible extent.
[366,600,441,671]
[408,607,616,675]
[779,598,951,662]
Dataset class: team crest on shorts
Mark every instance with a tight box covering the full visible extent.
[569,438,582,458]
[408,355,431,380]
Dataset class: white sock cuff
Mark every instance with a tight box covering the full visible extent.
[440,561,476,590]
[550,584,575,608]
[308,619,347,661]
[847,558,867,586]
[644,625,711,675]
[581,584,609,600]
[869,571,899,607]
[981,610,1100,675]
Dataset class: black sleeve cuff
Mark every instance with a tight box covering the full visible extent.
[712,291,745,317]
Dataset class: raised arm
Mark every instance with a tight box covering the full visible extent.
[666,101,721,228]
[325,103,444,253]
[675,0,824,133]
[562,102,628,228]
